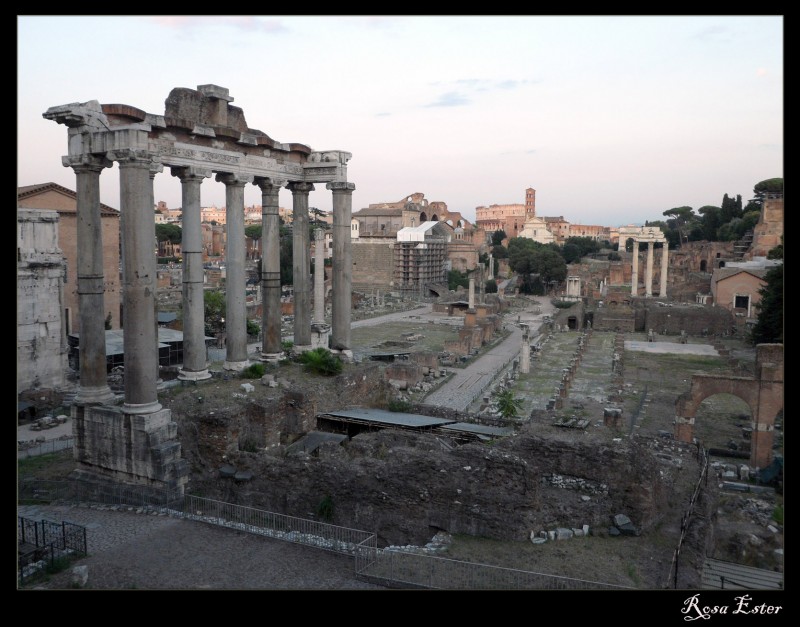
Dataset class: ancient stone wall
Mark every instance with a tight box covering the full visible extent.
[17,209,68,393]
[749,196,783,258]
[642,304,734,336]
[352,241,395,288]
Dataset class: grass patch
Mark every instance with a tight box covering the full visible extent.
[773,504,783,525]
[241,363,266,379]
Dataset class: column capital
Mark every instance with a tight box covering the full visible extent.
[148,162,164,178]
[109,149,159,168]
[215,172,253,187]
[171,166,212,182]
[253,176,287,192]
[62,153,113,173]
[326,181,356,193]
[287,181,315,194]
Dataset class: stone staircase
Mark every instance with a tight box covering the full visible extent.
[732,230,754,261]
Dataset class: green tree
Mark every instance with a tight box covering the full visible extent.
[697,205,721,241]
[720,193,743,223]
[494,388,524,419]
[448,269,471,291]
[563,236,600,260]
[561,242,581,264]
[204,290,226,336]
[750,262,783,345]
[485,279,498,293]
[245,224,262,240]
[155,223,182,244]
[508,238,567,294]
[491,230,507,246]
[491,244,509,259]
[310,207,327,226]
[662,206,696,246]
[752,178,783,203]
[246,319,260,337]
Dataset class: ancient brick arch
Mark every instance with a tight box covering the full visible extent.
[674,344,783,468]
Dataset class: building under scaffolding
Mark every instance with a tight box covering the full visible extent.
[394,221,451,296]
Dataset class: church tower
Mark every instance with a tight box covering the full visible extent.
[525,187,536,218]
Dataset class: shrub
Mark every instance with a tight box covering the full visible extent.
[241,363,266,379]
[317,495,334,522]
[299,348,343,376]
[388,398,412,412]
[246,319,261,337]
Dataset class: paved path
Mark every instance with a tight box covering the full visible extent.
[17,504,382,590]
[423,299,557,411]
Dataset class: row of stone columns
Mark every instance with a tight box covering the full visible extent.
[630,240,668,298]
[68,153,354,414]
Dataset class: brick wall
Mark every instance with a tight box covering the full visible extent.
[352,241,395,288]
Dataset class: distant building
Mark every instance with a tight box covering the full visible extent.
[746,192,783,259]
[351,192,484,290]
[17,208,68,393]
[394,222,452,294]
[475,188,533,239]
[18,182,121,334]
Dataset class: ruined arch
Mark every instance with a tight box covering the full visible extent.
[674,344,783,468]
[431,214,438,222]
[700,259,707,272]
[420,212,427,222]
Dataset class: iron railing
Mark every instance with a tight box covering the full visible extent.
[355,546,633,590]
[18,516,87,585]
[18,478,635,590]
[180,495,374,555]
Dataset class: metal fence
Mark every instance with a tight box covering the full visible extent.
[18,478,632,590]
[18,516,87,585]
[18,437,75,459]
[18,478,184,509]
[355,545,633,590]
[180,495,374,555]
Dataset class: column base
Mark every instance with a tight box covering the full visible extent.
[122,400,163,415]
[291,344,312,357]
[74,385,117,406]
[331,349,354,363]
[178,368,212,382]
[259,352,284,363]
[223,359,249,372]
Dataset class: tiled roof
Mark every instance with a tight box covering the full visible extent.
[18,182,119,215]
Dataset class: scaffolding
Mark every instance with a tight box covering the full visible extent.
[393,239,448,296]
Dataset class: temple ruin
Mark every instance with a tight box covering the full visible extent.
[618,226,669,298]
[44,85,354,493]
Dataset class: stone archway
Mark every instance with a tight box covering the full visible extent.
[674,344,783,468]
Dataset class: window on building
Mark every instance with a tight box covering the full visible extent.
[734,295,749,310]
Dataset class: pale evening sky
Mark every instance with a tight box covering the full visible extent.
[18,15,783,227]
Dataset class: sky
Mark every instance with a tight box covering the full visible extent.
[18,15,783,227]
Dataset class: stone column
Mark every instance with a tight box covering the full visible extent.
[314,228,325,324]
[660,243,669,297]
[148,164,164,384]
[67,155,115,406]
[488,253,494,280]
[173,167,212,381]
[217,173,253,371]
[631,239,639,297]
[468,277,475,309]
[645,241,654,298]
[328,181,355,351]
[288,182,314,350]
[255,178,284,362]
[520,329,531,374]
[116,150,161,414]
